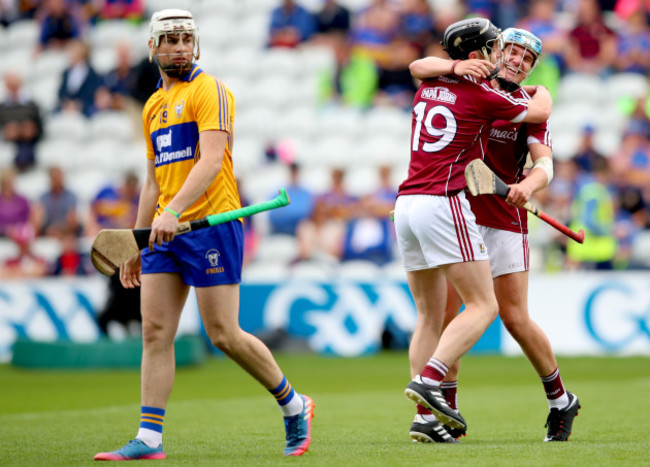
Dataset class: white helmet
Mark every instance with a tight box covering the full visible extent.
[149,9,200,77]
[498,28,542,83]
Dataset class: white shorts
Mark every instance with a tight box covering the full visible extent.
[478,226,529,278]
[394,193,489,271]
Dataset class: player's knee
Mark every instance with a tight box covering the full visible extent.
[206,326,238,354]
[501,312,528,338]
[141,320,173,348]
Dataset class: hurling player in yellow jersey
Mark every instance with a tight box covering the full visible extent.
[94,10,314,461]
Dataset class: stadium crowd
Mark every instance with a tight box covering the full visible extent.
[1,0,650,280]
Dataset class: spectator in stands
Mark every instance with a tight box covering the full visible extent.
[129,56,160,107]
[516,0,565,92]
[566,155,618,269]
[341,165,397,265]
[610,119,650,201]
[0,168,31,238]
[0,70,43,171]
[565,0,617,76]
[57,40,102,117]
[613,8,650,74]
[314,0,350,37]
[36,0,84,53]
[573,124,607,172]
[96,0,145,21]
[374,36,419,109]
[95,41,136,113]
[613,186,648,268]
[268,0,316,48]
[399,0,436,53]
[33,166,80,238]
[295,196,345,263]
[295,167,354,263]
[349,0,401,65]
[50,229,93,275]
[0,0,18,27]
[86,170,139,236]
[236,178,259,267]
[268,161,315,236]
[318,33,378,108]
[0,223,49,279]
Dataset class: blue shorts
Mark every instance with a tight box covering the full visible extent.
[141,220,243,287]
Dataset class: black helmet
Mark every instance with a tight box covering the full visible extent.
[442,17,501,60]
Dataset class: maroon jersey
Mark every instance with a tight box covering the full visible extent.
[469,88,552,234]
[398,74,529,197]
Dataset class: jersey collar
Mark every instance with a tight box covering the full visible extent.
[156,64,203,88]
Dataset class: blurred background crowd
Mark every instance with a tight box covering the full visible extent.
[1,0,650,282]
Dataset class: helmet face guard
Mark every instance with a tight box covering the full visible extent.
[442,17,501,61]
[497,28,542,84]
[149,9,200,78]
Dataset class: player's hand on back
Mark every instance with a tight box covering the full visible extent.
[454,59,495,79]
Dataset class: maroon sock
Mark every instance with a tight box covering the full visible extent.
[416,404,432,415]
[541,368,566,401]
[440,381,458,410]
[421,358,449,385]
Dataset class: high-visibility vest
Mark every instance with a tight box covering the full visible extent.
[567,181,618,263]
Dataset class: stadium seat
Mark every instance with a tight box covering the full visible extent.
[242,260,290,282]
[605,73,649,105]
[593,130,621,157]
[30,50,69,84]
[36,140,84,171]
[382,260,406,281]
[7,19,39,50]
[232,137,265,175]
[300,165,332,195]
[32,237,63,264]
[556,73,603,106]
[247,75,297,110]
[274,107,319,142]
[549,128,581,161]
[27,76,60,114]
[298,43,337,78]
[0,237,19,263]
[84,140,132,173]
[235,105,277,144]
[44,112,89,143]
[255,234,299,264]
[218,46,263,80]
[361,106,411,141]
[315,108,365,142]
[89,20,137,49]
[289,260,336,281]
[67,169,118,206]
[235,13,273,50]
[90,46,118,75]
[239,163,289,203]
[310,134,358,169]
[358,134,408,167]
[344,166,380,197]
[336,260,382,280]
[630,231,650,268]
[14,169,48,199]
[89,112,135,143]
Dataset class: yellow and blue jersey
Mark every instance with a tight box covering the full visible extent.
[142,65,240,222]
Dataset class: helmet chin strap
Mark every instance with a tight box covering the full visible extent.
[153,55,192,79]
[495,76,520,92]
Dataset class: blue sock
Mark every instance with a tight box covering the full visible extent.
[269,376,303,417]
[136,406,165,447]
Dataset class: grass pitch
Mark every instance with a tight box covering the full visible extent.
[1,352,648,466]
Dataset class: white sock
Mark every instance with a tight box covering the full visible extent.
[548,392,570,410]
[281,393,305,417]
[136,428,162,448]
[421,376,441,387]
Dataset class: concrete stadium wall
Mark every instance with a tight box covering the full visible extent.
[1,272,649,362]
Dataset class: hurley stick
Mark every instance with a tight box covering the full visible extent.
[90,188,291,276]
[465,159,584,244]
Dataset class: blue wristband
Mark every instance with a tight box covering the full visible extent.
[164,206,180,218]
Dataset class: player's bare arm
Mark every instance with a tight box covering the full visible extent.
[521,86,552,124]
[409,56,495,80]
[506,143,553,207]
[121,159,160,288]
[148,129,227,250]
